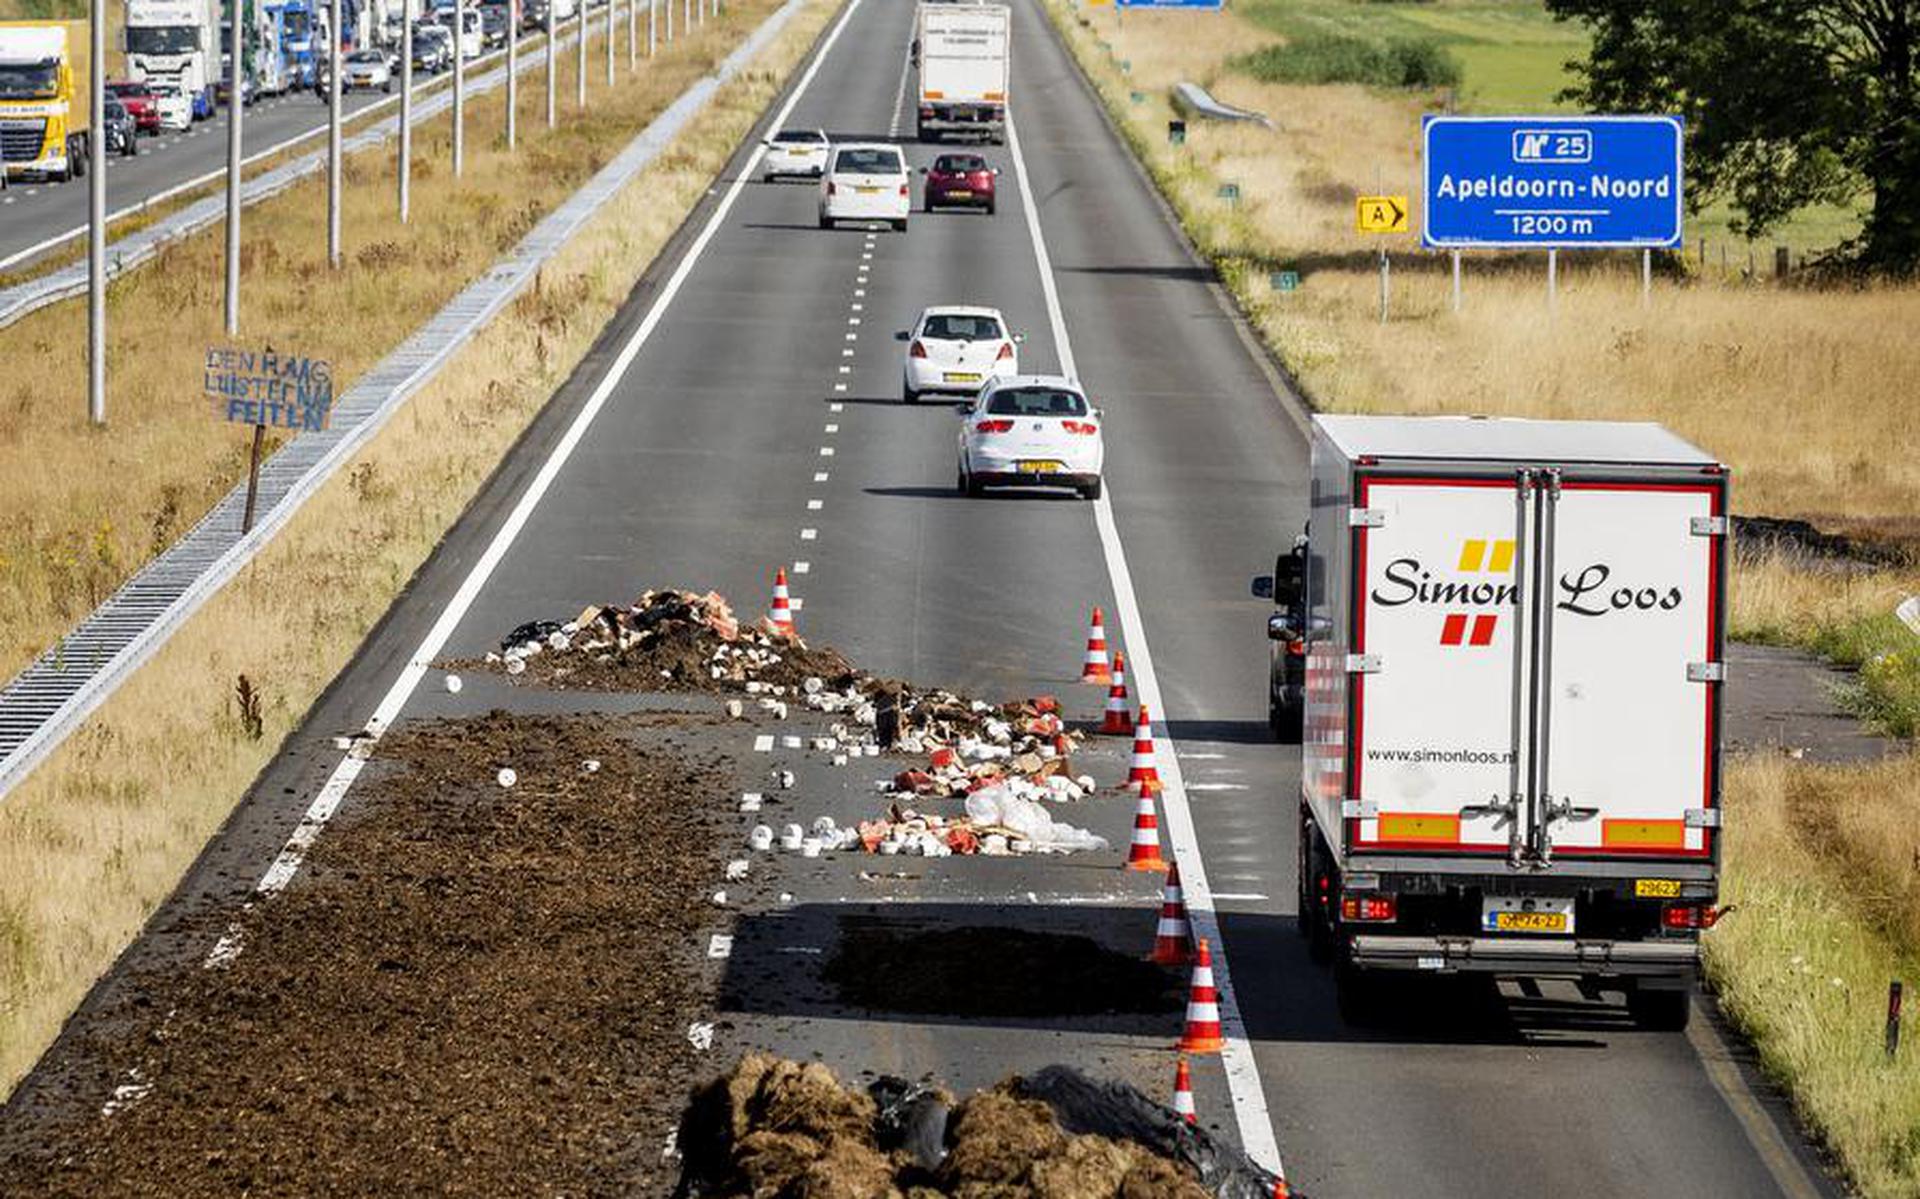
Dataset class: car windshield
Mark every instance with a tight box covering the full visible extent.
[773,129,825,144]
[922,314,1003,342]
[0,61,59,99]
[986,387,1088,417]
[934,155,986,173]
[126,26,200,54]
[105,99,127,118]
[834,147,901,175]
[348,50,383,62]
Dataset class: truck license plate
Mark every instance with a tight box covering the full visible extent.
[1482,896,1574,934]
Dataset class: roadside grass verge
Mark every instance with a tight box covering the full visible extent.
[1710,755,1920,1198]
[0,0,835,1097]
[1045,3,1919,1191]
[0,8,750,684]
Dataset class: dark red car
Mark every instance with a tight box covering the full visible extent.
[921,153,998,214]
[106,81,160,135]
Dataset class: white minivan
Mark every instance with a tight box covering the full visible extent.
[819,143,910,232]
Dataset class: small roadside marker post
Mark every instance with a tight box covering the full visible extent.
[1890,980,1905,1060]
[1451,249,1462,313]
[1355,194,1409,324]
[1217,181,1238,209]
[1547,248,1559,314]
[1642,248,1652,307]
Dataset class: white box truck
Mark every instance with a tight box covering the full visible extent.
[126,0,219,119]
[914,2,1009,144]
[1258,415,1728,1030]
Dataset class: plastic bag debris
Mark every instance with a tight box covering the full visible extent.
[869,1075,952,1171]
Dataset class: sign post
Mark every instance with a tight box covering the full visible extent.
[203,346,335,533]
[1356,194,1409,324]
[1423,115,1684,313]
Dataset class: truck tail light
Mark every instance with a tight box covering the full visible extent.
[974,419,1014,434]
[1661,902,1720,930]
[1339,893,1398,923]
[996,341,1014,361]
[909,339,927,359]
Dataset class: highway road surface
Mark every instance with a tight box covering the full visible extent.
[0,0,1842,1193]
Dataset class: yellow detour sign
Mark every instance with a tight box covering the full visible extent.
[1356,195,1410,235]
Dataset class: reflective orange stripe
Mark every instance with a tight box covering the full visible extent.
[1602,819,1686,849]
[923,90,944,99]
[1377,813,1461,844]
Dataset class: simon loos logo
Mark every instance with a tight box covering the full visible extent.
[1372,536,1687,646]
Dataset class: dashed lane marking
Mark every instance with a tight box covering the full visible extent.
[753,735,775,752]
[794,560,811,573]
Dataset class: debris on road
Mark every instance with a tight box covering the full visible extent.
[468,589,855,693]
[673,1054,1233,1199]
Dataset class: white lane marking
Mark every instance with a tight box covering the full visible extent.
[830,400,844,409]
[754,734,775,752]
[854,287,865,297]
[847,316,861,325]
[740,791,763,811]
[819,446,835,456]
[1212,892,1270,902]
[807,499,823,510]
[841,348,855,357]
[1187,782,1248,792]
[860,251,872,260]
[707,934,734,958]
[813,471,830,482]
[1006,109,1283,1178]
[850,302,863,311]
[793,560,811,573]
[838,365,852,373]
[844,332,858,340]
[800,527,818,540]
[824,422,839,433]
[209,0,876,922]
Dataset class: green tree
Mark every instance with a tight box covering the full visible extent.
[1545,0,1920,273]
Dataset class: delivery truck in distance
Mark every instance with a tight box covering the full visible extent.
[0,20,90,183]
[1257,415,1728,1030]
[914,1,1009,144]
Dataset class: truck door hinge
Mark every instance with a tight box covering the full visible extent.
[1690,515,1729,537]
[1341,800,1379,819]
[1348,507,1385,528]
[1687,661,1726,683]
[1346,653,1382,674]
[1685,808,1722,829]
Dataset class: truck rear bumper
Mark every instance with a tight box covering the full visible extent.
[1349,934,1699,978]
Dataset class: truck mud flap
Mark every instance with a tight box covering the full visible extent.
[1349,934,1698,978]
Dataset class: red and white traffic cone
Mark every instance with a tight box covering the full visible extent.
[1100,651,1135,735]
[1150,860,1194,965]
[1171,1057,1196,1125]
[1079,606,1112,683]
[1128,703,1162,797]
[767,568,796,638]
[1124,790,1169,872]
[1178,937,1225,1054]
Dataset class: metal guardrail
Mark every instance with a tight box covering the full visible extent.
[0,28,581,330]
[0,0,803,802]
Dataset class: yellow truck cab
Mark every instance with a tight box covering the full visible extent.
[0,20,91,183]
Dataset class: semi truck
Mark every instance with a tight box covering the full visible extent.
[0,20,90,183]
[125,0,217,119]
[1258,415,1728,1030]
[914,1,1009,144]
[280,0,316,85]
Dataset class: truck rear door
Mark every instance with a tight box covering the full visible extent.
[1346,469,1723,863]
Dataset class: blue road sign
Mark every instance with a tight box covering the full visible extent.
[1422,115,1684,249]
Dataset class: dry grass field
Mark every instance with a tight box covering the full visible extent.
[1046,2,1919,1193]
[0,0,834,1097]
[0,6,743,684]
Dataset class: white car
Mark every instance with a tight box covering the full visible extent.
[147,83,193,131]
[763,127,829,180]
[341,49,393,91]
[957,375,1105,500]
[900,305,1020,402]
[819,143,910,231]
